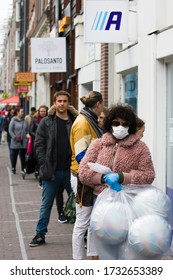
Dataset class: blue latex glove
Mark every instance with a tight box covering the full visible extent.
[103,173,122,192]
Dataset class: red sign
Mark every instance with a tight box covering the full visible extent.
[16,86,28,94]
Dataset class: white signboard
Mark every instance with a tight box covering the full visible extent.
[84,0,129,43]
[31,37,66,73]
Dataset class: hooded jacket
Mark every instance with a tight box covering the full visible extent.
[78,133,155,195]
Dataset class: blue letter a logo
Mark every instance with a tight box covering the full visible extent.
[105,11,122,30]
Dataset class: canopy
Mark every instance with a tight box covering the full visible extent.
[0,96,20,106]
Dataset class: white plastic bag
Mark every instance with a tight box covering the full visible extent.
[90,185,172,260]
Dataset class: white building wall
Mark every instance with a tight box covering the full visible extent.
[114,0,173,191]
[75,0,173,192]
[74,15,101,109]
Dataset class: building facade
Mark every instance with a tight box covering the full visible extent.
[1,0,173,214]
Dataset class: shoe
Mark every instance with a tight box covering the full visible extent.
[38,184,43,190]
[58,212,68,223]
[84,230,87,242]
[29,234,45,247]
[12,168,16,174]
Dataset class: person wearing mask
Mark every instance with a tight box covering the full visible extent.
[9,108,29,174]
[3,108,16,166]
[78,103,155,259]
[29,91,76,247]
[70,90,104,260]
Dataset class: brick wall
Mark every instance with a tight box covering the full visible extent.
[100,43,108,107]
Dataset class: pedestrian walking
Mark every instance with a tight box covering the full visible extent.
[70,90,104,260]
[8,107,29,174]
[0,109,4,144]
[29,90,76,247]
[3,108,16,166]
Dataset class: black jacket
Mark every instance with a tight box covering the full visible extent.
[4,113,14,142]
[34,109,76,180]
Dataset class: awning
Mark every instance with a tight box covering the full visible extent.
[0,96,20,106]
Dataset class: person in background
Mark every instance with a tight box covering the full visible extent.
[9,108,29,174]
[136,116,145,138]
[70,90,104,260]
[84,106,109,248]
[29,105,48,188]
[29,91,76,247]
[0,109,4,144]
[78,103,155,259]
[98,107,109,130]
[3,108,16,165]
[25,107,36,127]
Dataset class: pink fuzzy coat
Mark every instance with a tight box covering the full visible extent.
[78,133,155,195]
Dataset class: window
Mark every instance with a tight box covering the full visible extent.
[124,72,138,112]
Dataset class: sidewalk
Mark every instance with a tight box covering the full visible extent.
[0,142,88,260]
[1,142,173,261]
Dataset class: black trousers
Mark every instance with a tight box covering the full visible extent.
[11,148,27,171]
[55,184,65,215]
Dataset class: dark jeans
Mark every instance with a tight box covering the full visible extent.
[36,169,72,235]
[11,148,27,171]
[55,170,73,214]
[56,184,66,215]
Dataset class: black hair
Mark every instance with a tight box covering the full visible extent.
[104,103,137,134]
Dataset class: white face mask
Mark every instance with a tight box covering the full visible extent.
[112,125,129,139]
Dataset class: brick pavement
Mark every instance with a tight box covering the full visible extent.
[0,143,88,260]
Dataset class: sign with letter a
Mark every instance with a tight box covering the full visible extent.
[84,0,129,43]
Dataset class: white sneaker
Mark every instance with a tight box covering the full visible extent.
[38,184,43,190]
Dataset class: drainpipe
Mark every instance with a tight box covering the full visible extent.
[55,0,59,37]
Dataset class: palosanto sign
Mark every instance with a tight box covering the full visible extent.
[31,37,66,73]
[84,0,129,43]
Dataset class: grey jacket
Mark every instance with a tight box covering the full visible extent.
[9,117,29,149]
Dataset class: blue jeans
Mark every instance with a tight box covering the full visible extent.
[36,169,72,235]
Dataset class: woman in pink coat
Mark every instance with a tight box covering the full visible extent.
[78,103,155,197]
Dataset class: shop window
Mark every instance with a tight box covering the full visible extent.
[124,72,138,112]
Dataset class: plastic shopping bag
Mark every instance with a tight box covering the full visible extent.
[90,184,172,260]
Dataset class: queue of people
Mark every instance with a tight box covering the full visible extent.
[2,92,166,260]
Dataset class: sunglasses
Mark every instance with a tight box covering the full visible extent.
[111,120,130,127]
